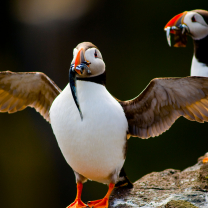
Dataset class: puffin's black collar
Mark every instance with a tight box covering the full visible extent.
[194,35,208,66]
[77,72,106,86]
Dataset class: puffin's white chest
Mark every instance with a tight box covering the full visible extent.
[50,81,128,183]
[191,56,208,76]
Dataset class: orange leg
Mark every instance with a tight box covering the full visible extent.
[66,182,87,208]
[203,157,208,163]
[87,183,115,208]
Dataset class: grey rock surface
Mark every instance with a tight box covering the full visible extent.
[109,153,208,208]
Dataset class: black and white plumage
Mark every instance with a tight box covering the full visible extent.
[164,9,208,76]
[1,42,208,207]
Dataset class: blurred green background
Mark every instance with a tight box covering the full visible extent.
[0,0,208,207]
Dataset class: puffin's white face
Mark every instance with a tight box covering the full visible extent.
[71,47,105,77]
[184,11,208,40]
[164,10,208,47]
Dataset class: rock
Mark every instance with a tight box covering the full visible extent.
[164,200,198,208]
[109,153,208,208]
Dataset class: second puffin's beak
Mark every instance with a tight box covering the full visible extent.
[164,11,189,47]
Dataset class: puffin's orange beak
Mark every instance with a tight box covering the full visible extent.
[164,11,189,47]
[164,11,187,33]
[74,48,86,75]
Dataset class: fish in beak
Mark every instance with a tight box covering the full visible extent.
[164,11,189,47]
[69,48,91,120]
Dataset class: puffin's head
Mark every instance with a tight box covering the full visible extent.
[164,10,208,47]
[71,42,105,78]
[69,42,105,120]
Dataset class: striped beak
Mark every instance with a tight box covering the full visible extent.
[74,48,87,75]
[164,11,189,47]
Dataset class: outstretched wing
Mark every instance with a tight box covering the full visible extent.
[120,77,208,139]
[0,71,61,122]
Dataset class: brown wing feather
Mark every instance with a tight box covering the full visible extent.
[120,76,208,139]
[0,71,61,122]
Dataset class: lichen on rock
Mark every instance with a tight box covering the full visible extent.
[109,153,208,208]
[164,200,198,208]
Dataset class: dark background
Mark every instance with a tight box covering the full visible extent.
[0,1,208,207]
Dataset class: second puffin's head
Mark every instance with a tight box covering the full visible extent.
[71,42,105,77]
[164,9,208,47]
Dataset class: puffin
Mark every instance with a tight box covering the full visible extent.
[164,9,208,163]
[2,42,208,207]
[164,9,208,76]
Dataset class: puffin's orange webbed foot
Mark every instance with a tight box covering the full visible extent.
[203,157,208,163]
[67,182,87,208]
[87,199,102,207]
[66,199,87,208]
[88,198,109,208]
[87,183,115,208]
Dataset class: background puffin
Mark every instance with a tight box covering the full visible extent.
[2,42,208,207]
[164,9,208,76]
[164,9,208,163]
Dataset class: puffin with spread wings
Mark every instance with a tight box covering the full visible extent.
[1,42,208,208]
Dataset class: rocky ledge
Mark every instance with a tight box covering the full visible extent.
[109,153,208,208]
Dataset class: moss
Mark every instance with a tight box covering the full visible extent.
[165,200,198,208]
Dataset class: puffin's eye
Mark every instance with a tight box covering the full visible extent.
[191,16,196,22]
[94,50,97,58]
